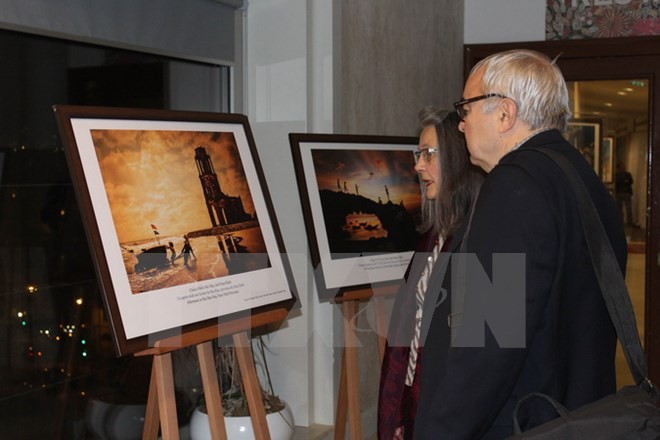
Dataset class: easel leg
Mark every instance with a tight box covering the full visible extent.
[374,296,387,362]
[143,360,161,440]
[334,349,348,440]
[233,331,271,440]
[343,300,361,440]
[154,352,180,440]
[197,341,228,440]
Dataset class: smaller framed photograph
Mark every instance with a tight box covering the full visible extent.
[54,105,297,356]
[564,119,601,175]
[290,133,421,301]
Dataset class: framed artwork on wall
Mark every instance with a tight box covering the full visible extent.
[53,105,297,356]
[601,136,615,183]
[564,119,601,175]
[290,133,420,301]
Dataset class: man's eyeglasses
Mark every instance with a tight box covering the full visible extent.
[414,147,438,163]
[453,93,508,120]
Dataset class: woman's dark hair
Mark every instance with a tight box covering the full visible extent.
[417,106,484,237]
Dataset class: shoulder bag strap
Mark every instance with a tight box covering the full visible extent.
[527,147,650,388]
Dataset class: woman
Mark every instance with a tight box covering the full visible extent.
[377,107,483,440]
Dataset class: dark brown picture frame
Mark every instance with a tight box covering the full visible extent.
[290,133,420,301]
[54,105,297,356]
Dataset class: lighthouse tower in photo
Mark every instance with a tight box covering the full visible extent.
[194,146,250,227]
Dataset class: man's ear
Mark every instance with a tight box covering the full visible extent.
[497,98,517,132]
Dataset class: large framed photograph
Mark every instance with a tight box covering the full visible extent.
[564,119,601,174]
[290,133,421,301]
[54,105,297,356]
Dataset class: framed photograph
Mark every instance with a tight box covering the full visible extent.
[563,119,601,174]
[290,133,421,301]
[601,136,615,183]
[53,105,297,356]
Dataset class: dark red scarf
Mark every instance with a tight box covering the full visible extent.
[378,231,443,440]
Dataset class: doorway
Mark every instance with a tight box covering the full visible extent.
[566,78,649,386]
[463,36,660,384]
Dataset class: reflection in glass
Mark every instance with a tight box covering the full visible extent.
[0,28,229,437]
[567,79,648,388]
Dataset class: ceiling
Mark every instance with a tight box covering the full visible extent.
[568,79,649,133]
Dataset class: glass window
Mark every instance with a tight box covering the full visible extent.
[0,28,230,438]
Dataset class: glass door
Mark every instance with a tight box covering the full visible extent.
[567,79,650,387]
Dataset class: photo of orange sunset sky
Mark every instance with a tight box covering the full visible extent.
[312,148,421,212]
[90,129,255,244]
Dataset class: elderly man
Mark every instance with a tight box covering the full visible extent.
[414,50,627,439]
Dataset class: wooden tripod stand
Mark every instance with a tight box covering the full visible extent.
[138,308,288,440]
[333,284,398,440]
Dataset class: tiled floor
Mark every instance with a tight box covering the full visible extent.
[294,424,334,439]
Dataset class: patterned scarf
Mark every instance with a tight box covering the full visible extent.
[378,231,448,440]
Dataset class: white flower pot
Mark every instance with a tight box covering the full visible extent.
[85,398,146,440]
[189,403,294,440]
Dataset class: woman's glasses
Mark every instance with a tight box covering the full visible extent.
[414,147,438,163]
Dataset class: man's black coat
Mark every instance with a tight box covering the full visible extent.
[414,129,627,439]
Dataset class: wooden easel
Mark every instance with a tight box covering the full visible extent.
[333,284,398,440]
[137,308,289,440]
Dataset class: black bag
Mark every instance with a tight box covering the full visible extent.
[508,148,660,439]
[510,385,660,439]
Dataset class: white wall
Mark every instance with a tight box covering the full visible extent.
[464,0,546,44]
[245,0,337,427]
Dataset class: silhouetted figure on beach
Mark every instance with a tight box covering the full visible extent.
[167,241,177,264]
[180,235,197,266]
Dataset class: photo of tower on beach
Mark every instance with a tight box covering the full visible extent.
[89,129,270,294]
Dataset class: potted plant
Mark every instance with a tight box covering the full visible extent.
[84,355,152,440]
[189,334,295,440]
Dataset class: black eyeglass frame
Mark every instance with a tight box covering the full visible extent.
[453,93,508,120]
[413,147,438,163]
